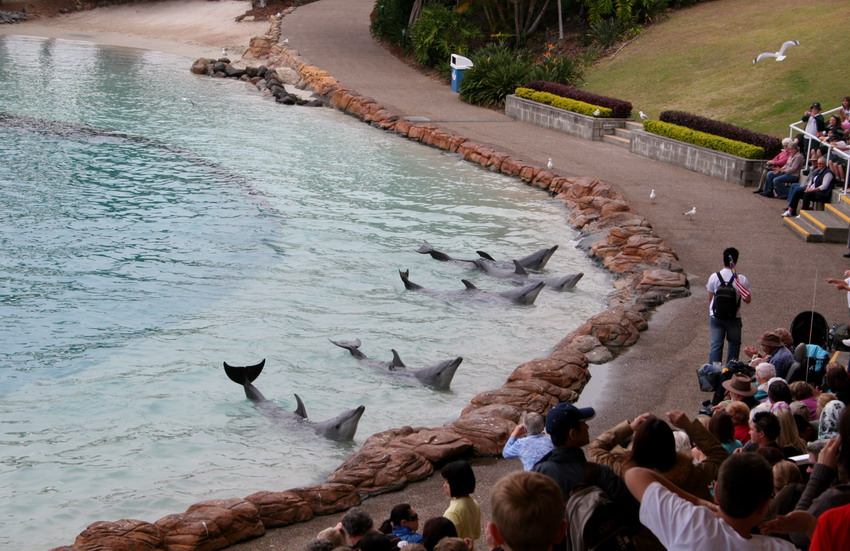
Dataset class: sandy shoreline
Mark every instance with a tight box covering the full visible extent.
[0,0,267,59]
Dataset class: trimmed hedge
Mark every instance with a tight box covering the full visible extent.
[515,87,613,118]
[659,110,782,158]
[524,80,632,118]
[643,120,766,159]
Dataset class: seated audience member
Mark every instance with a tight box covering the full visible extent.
[790,381,819,420]
[434,538,470,551]
[358,532,397,551]
[796,420,850,517]
[817,392,836,419]
[775,408,807,456]
[533,403,635,506]
[625,452,796,550]
[485,471,566,551]
[755,138,792,193]
[840,96,850,130]
[774,459,803,494]
[819,364,850,439]
[421,517,458,551]
[828,134,849,182]
[586,410,726,500]
[794,412,817,443]
[746,411,797,458]
[751,333,796,379]
[379,503,423,544]
[440,460,481,545]
[718,374,759,409]
[342,508,382,549]
[754,363,777,401]
[763,142,804,199]
[752,379,794,417]
[727,400,753,444]
[764,502,850,551]
[782,156,834,217]
[501,412,554,471]
[709,410,743,454]
[317,526,348,548]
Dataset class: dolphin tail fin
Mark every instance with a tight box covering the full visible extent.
[223,359,266,385]
[512,259,529,275]
[461,279,477,290]
[389,349,406,370]
[293,394,308,419]
[330,338,366,359]
[415,241,451,261]
[415,240,434,254]
[476,250,495,261]
[399,269,422,290]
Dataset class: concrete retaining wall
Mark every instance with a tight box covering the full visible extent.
[505,94,627,141]
[630,129,763,187]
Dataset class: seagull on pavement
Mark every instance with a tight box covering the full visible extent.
[683,207,696,220]
[283,38,289,45]
[547,158,554,170]
[753,40,799,63]
[649,189,656,201]
[639,111,649,120]
[221,47,228,57]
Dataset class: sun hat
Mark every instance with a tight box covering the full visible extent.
[545,402,595,438]
[722,374,757,397]
[760,332,783,348]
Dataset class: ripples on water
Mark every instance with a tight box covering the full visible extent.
[0,36,612,550]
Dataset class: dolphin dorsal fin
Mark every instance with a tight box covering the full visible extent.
[512,260,529,275]
[390,349,406,370]
[461,279,477,290]
[476,250,495,261]
[293,394,308,419]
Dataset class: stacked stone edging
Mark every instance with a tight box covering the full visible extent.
[51,21,691,551]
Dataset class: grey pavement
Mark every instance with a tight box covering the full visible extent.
[232,1,849,549]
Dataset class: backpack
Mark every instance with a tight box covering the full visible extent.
[712,272,740,321]
[565,464,638,551]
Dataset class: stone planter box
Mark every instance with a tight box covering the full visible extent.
[505,94,628,141]
[630,129,764,187]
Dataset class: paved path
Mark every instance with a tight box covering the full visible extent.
[233,1,849,548]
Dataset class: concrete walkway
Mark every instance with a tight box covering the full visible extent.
[233,1,848,548]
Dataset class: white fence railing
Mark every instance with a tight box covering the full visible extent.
[789,106,850,193]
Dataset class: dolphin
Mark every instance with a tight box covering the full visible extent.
[472,259,584,291]
[399,269,545,305]
[329,338,463,390]
[223,359,365,441]
[415,240,559,271]
[475,245,559,271]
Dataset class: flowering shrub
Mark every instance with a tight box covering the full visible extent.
[523,80,631,118]
[515,87,612,117]
[659,110,782,158]
[529,43,582,85]
[644,120,767,159]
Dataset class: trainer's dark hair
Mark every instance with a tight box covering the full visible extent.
[441,460,475,497]
[709,411,735,444]
[631,418,677,472]
[752,411,780,442]
[768,380,793,404]
[341,507,374,538]
[380,503,415,534]
[421,517,458,551]
[716,453,773,518]
[723,247,739,267]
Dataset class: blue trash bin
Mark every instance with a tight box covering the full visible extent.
[450,54,473,93]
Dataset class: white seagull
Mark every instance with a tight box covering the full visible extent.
[221,47,228,57]
[547,158,554,170]
[592,109,601,117]
[683,207,696,220]
[649,189,656,201]
[283,38,289,45]
[639,111,649,120]
[753,40,799,63]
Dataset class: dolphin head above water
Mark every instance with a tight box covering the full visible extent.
[307,403,366,441]
[410,356,463,390]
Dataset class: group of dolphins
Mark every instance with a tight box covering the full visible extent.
[224,241,583,441]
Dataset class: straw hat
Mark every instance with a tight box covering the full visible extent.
[722,374,757,397]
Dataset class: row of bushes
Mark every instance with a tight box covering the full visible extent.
[524,81,632,118]
[659,110,782,158]
[515,87,613,117]
[644,120,767,159]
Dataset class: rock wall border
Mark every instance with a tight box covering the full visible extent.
[52,17,691,551]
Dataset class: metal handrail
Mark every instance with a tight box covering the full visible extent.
[788,107,850,193]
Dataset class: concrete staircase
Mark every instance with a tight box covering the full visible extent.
[783,189,850,243]
[601,120,642,148]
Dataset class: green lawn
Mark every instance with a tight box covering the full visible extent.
[579,0,850,137]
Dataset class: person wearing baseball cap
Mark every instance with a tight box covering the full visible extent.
[532,402,639,518]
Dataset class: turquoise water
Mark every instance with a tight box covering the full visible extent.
[0,36,612,550]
